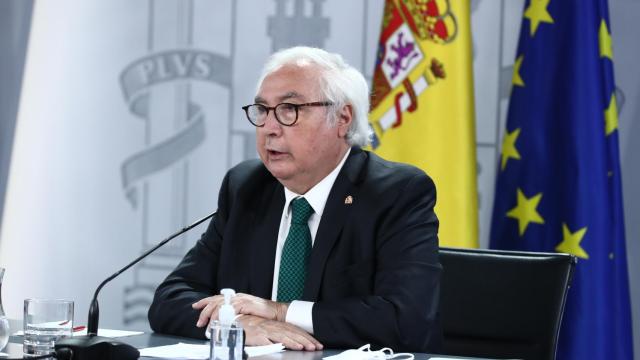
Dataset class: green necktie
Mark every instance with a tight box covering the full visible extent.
[277,197,314,302]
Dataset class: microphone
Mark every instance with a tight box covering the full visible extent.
[54,211,217,360]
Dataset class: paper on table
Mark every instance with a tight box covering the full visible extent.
[139,342,285,359]
[72,328,144,337]
[12,328,144,338]
[139,342,209,359]
[245,343,285,357]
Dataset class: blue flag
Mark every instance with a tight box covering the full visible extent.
[489,0,634,359]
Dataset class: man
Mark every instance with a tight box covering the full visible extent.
[148,46,442,352]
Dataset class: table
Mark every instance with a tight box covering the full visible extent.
[1,319,493,360]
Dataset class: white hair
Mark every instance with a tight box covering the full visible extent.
[256,46,373,147]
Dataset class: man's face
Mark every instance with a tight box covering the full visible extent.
[255,64,351,194]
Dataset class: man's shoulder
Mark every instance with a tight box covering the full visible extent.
[217,159,279,208]
[352,150,437,221]
[228,158,267,176]
[226,158,275,188]
[359,149,433,187]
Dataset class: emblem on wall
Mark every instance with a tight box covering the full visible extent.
[117,1,232,326]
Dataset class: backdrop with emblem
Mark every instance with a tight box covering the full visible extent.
[0,2,638,357]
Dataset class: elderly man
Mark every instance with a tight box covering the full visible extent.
[148,46,442,352]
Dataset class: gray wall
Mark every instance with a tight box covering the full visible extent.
[612,1,640,357]
[0,0,33,234]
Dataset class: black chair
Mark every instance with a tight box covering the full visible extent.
[439,247,576,360]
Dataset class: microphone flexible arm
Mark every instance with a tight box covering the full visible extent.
[86,211,216,335]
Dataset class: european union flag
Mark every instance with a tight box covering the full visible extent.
[489,0,634,359]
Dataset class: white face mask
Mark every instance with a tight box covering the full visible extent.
[323,344,415,360]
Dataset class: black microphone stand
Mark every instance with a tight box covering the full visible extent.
[54,211,216,360]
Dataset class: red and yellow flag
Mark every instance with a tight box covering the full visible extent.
[369,0,478,248]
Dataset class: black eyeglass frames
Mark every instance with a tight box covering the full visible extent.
[241,101,333,127]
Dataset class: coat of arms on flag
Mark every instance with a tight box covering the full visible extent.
[370,0,456,147]
[369,0,478,248]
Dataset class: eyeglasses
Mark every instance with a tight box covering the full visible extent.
[242,101,333,127]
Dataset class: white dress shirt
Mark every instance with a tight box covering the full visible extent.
[270,148,351,334]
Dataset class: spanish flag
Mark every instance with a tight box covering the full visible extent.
[369,0,478,247]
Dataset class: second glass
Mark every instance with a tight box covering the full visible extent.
[23,298,74,356]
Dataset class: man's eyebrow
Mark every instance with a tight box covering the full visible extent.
[279,91,304,102]
[254,91,305,104]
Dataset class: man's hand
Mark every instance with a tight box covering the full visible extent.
[232,293,289,322]
[192,295,225,328]
[192,293,289,327]
[239,315,323,351]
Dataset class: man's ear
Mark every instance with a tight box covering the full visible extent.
[337,104,353,138]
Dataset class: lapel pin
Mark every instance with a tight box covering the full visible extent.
[344,195,353,204]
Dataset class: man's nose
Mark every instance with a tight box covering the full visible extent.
[260,110,282,135]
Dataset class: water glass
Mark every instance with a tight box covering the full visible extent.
[23,299,74,356]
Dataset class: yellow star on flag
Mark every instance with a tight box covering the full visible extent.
[512,55,525,87]
[507,188,545,236]
[556,223,589,259]
[599,19,613,59]
[605,93,618,135]
[524,0,554,37]
[501,128,521,170]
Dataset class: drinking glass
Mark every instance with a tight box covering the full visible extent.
[23,299,74,356]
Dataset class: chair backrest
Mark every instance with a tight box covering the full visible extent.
[439,247,576,360]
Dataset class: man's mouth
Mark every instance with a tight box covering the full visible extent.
[267,149,287,157]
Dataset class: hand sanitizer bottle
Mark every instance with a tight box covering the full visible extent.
[209,289,244,360]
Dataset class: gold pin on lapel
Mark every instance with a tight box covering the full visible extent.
[344,195,353,204]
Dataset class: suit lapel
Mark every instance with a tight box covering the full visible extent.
[248,181,284,299]
[303,148,366,300]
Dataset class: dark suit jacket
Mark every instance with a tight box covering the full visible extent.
[148,147,442,352]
